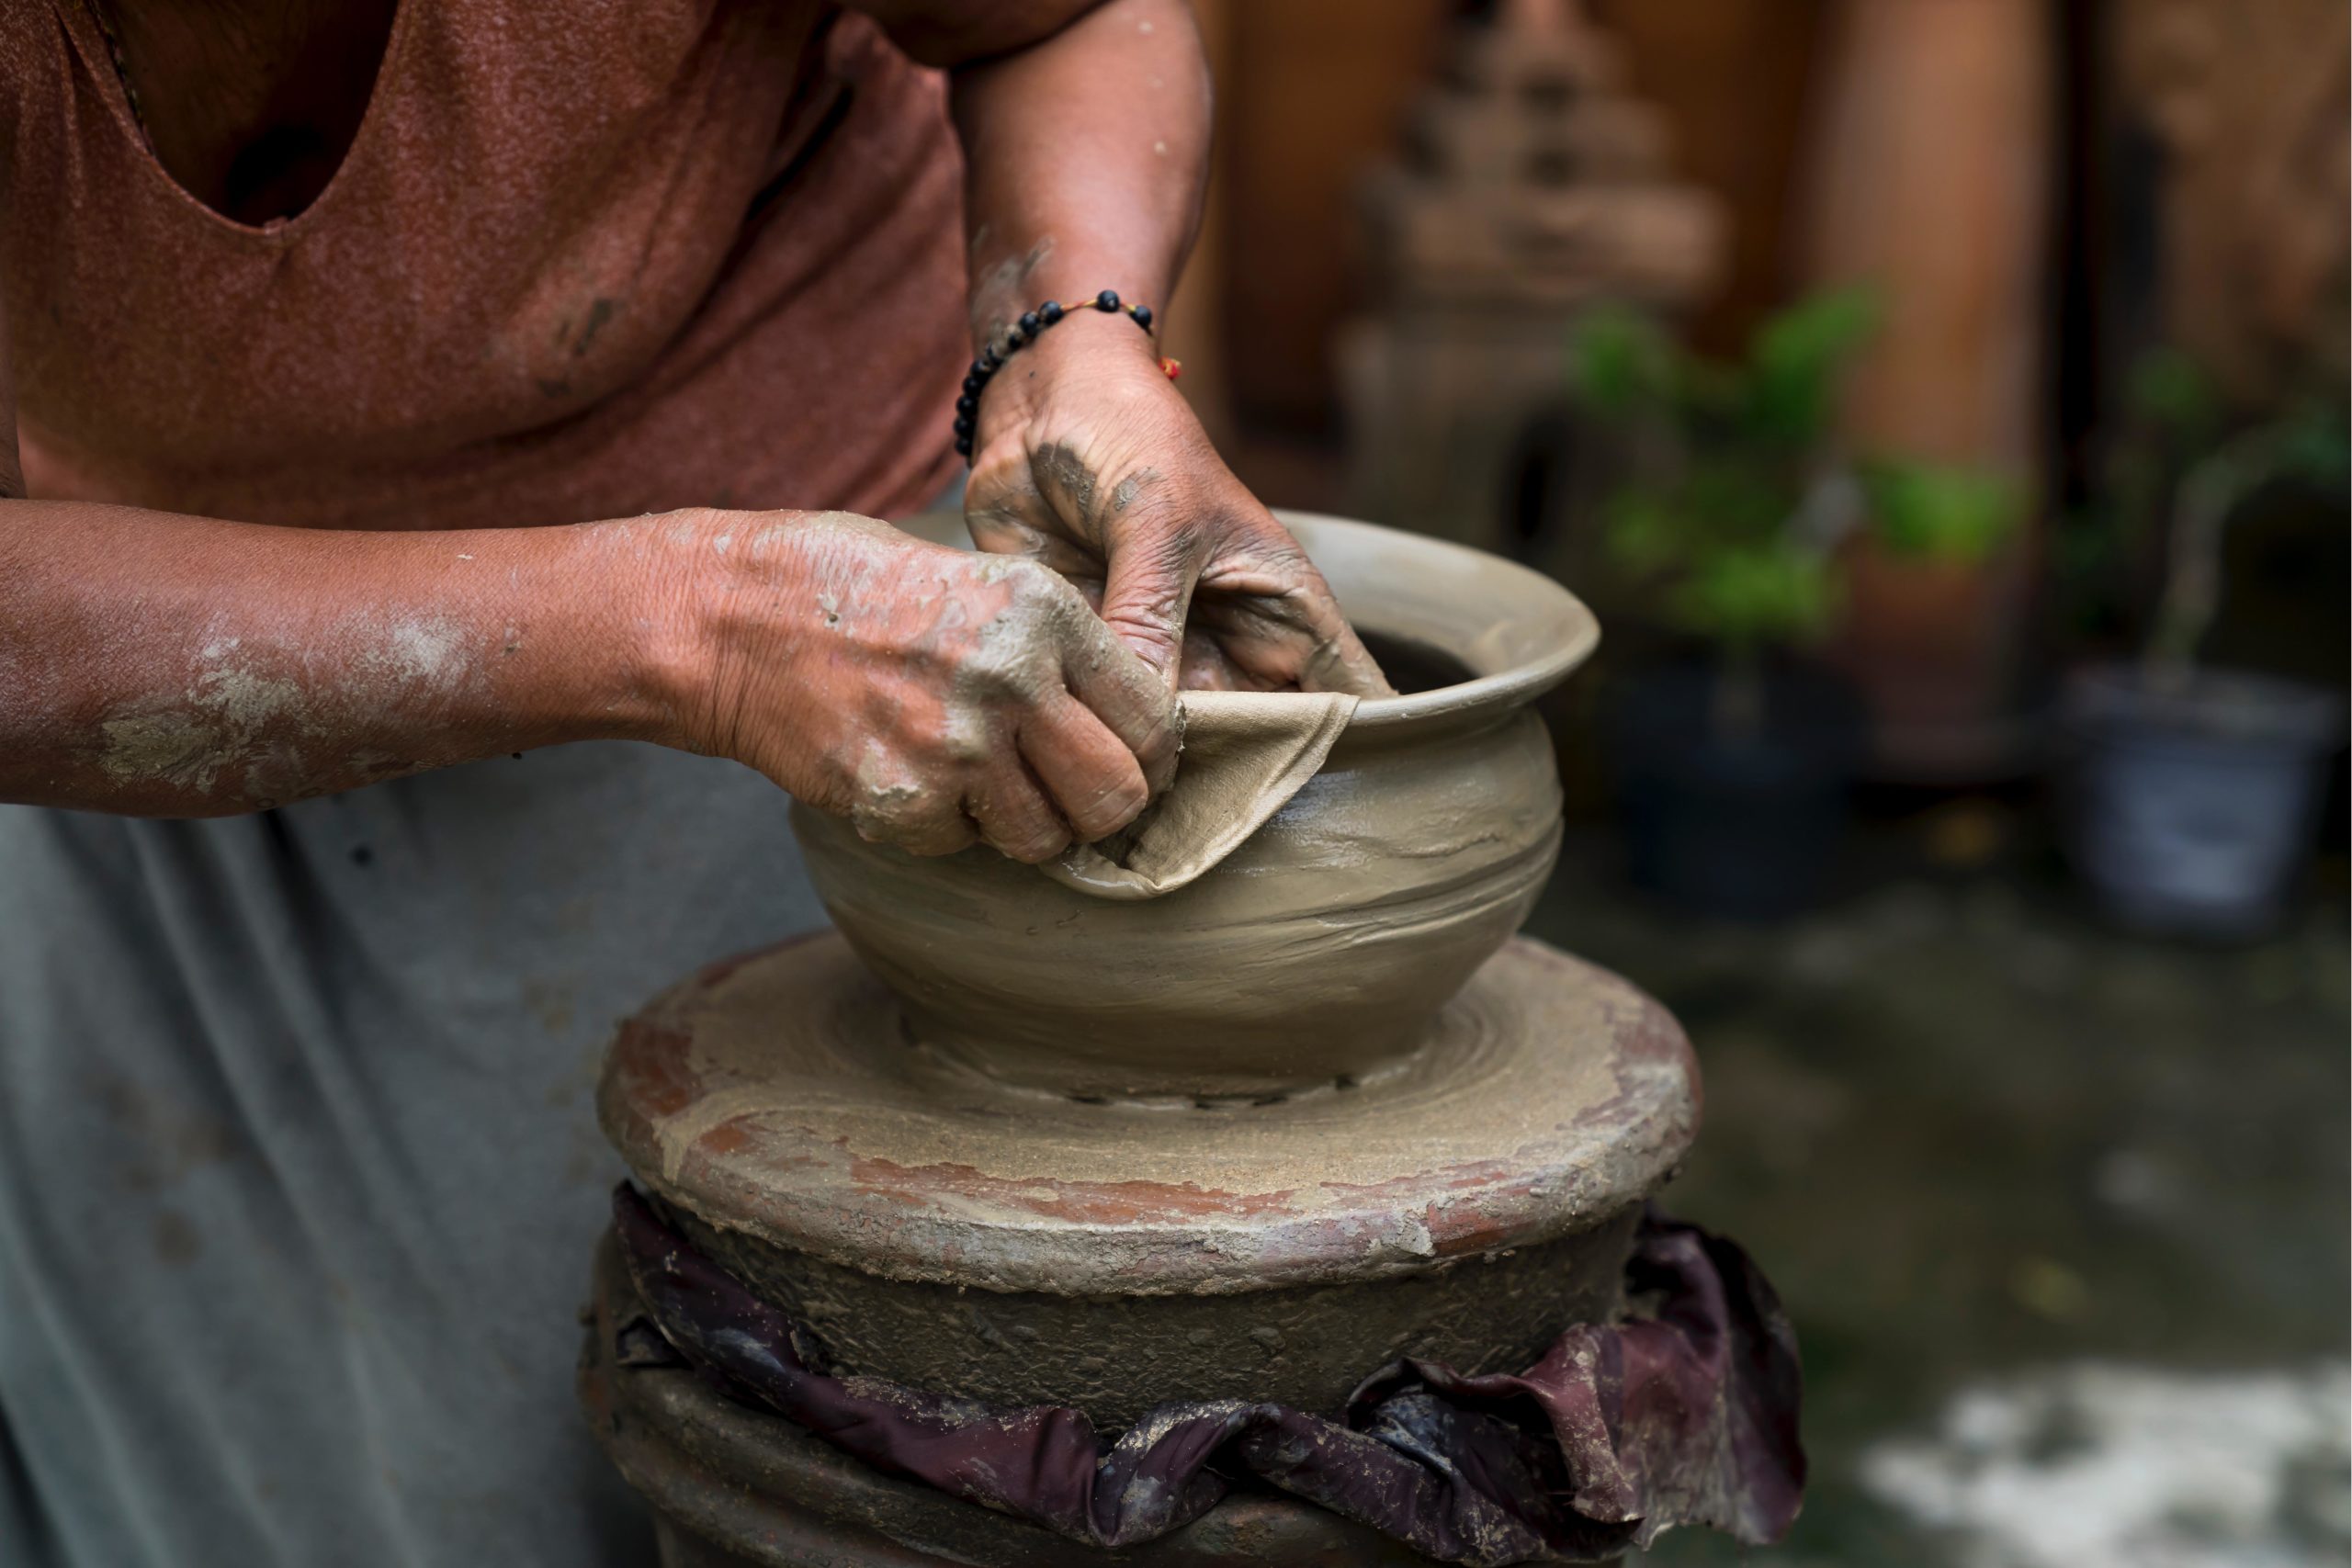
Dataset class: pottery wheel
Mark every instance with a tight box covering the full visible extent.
[603,931,1697,1297]
[598,931,1698,1428]
[602,931,1712,1438]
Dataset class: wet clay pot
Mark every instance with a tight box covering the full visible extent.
[792,512,1600,1100]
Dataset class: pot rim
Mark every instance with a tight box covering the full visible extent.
[1273,512,1600,733]
[893,509,1600,734]
[2062,660,2345,750]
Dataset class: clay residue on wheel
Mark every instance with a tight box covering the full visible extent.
[598,935,1699,1297]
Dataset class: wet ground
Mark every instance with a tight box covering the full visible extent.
[1522,807,2350,1568]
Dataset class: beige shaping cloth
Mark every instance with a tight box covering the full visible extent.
[1043,690,1359,900]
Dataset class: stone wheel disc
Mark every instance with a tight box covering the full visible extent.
[600,933,1698,1299]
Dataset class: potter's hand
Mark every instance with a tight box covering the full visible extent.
[964,315,1393,696]
[678,511,1178,863]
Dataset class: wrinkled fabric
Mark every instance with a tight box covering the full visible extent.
[0,4,965,532]
[611,1183,1804,1565]
[0,746,838,1568]
[1043,690,1360,900]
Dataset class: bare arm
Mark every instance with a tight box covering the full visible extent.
[0,309,654,813]
[0,309,1171,855]
[846,0,1206,325]
[0,502,681,817]
[941,0,1208,349]
[853,0,1388,694]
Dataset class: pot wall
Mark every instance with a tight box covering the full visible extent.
[793,706,1563,1099]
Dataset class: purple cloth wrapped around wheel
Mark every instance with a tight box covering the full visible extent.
[610,1184,1803,1565]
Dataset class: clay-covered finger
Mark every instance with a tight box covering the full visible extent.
[1020,690,1152,843]
[1186,507,1394,696]
[962,766,1075,864]
[1192,560,1396,698]
[1059,619,1182,795]
[1096,519,1203,687]
[1293,589,1395,697]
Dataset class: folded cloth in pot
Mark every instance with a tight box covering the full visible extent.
[1042,690,1359,900]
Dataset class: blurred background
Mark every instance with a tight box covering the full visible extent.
[1160,1,2350,1563]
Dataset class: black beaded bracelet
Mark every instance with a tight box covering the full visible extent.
[954,289,1163,460]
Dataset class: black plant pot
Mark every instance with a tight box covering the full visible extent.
[1607,662,1868,921]
[2059,663,2343,940]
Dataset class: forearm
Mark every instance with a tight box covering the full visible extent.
[0,500,695,816]
[950,0,1211,349]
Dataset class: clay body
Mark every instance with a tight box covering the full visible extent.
[793,512,1599,1100]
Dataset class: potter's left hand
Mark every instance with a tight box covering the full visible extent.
[964,312,1393,697]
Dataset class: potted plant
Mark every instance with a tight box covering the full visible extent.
[1570,293,1867,919]
[2055,354,2347,939]
[1569,292,2023,918]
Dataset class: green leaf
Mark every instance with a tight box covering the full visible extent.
[1663,543,1837,649]
[1568,307,1674,416]
[1862,461,2024,563]
[1568,288,1890,650]
[1680,457,1798,546]
[2125,347,2221,433]
[1744,288,1881,446]
[1603,490,1683,576]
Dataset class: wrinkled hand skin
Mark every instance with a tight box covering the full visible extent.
[680,511,1179,863]
[965,317,1395,697]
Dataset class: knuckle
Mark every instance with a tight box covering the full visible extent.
[1250,518,1311,560]
[974,785,1071,863]
[934,707,998,764]
[946,653,1018,703]
[989,554,1070,603]
[1076,777,1149,840]
[1000,826,1073,865]
[850,784,964,854]
[1098,611,1182,673]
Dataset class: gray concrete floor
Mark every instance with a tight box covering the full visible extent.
[1524,818,2350,1568]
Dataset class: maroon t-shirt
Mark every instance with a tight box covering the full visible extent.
[0,1,967,529]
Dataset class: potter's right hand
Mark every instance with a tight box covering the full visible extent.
[668,510,1179,863]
